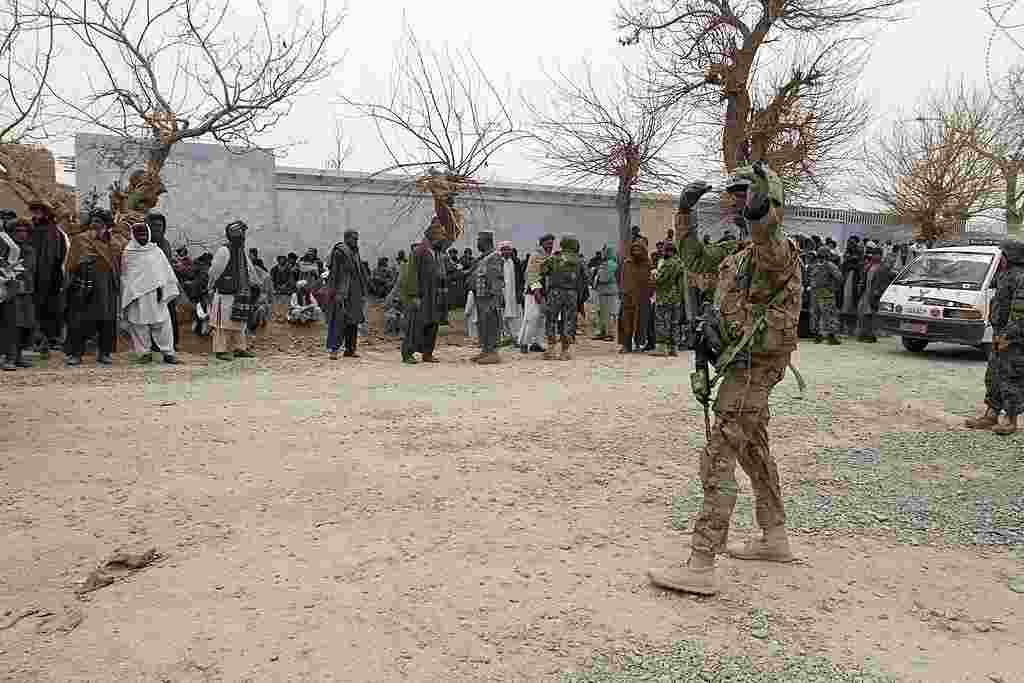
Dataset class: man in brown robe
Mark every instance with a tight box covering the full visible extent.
[400,221,447,364]
[619,237,652,353]
[65,208,125,367]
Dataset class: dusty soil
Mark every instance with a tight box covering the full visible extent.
[1,315,1021,682]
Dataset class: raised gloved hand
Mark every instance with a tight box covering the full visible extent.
[743,191,771,222]
[678,181,713,211]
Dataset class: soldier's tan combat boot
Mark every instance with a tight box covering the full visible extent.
[965,408,999,430]
[544,337,558,360]
[993,415,1018,436]
[648,551,719,595]
[726,525,795,563]
[559,337,572,361]
[476,352,501,365]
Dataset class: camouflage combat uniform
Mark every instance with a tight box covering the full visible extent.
[654,251,685,351]
[991,241,1024,418]
[806,247,842,337]
[474,242,505,355]
[540,235,589,343]
[678,168,801,559]
[679,233,739,350]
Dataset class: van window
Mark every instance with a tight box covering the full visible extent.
[894,251,995,291]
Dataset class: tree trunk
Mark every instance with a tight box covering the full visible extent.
[1007,168,1022,239]
[616,177,632,251]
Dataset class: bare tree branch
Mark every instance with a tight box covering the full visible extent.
[525,61,695,244]
[344,25,528,242]
[616,0,902,197]
[860,82,1006,241]
[0,0,57,142]
[32,0,343,225]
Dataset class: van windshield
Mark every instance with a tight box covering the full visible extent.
[894,251,994,290]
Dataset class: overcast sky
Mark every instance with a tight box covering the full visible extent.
[53,0,1021,203]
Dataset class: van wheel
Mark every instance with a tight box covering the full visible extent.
[901,337,929,353]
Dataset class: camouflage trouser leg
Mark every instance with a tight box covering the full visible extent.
[813,290,839,335]
[985,348,1001,412]
[692,353,790,557]
[654,303,681,349]
[994,346,1024,417]
[544,289,579,340]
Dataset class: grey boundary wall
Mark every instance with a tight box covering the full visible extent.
[77,133,938,264]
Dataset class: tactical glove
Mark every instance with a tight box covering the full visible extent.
[743,191,771,222]
[678,181,713,211]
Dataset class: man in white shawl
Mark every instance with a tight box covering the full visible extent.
[498,241,521,341]
[121,223,180,364]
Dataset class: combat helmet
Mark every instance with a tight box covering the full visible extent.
[1001,239,1024,266]
[559,234,580,254]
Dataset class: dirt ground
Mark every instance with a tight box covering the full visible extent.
[1,308,1021,682]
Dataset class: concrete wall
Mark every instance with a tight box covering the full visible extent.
[72,133,918,263]
[74,134,278,251]
[274,169,920,264]
[275,169,625,265]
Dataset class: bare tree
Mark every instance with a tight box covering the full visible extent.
[860,88,1004,241]
[526,62,691,245]
[938,79,1024,234]
[325,119,352,172]
[0,0,56,143]
[6,0,342,230]
[346,26,527,242]
[617,0,901,196]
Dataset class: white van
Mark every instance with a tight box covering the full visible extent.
[876,245,1003,353]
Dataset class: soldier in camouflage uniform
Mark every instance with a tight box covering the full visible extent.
[678,213,741,351]
[967,240,1024,435]
[649,162,802,596]
[652,242,685,356]
[807,246,842,345]
[472,230,504,365]
[968,253,1008,431]
[539,234,589,360]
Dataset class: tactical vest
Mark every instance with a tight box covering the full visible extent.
[809,261,839,290]
[475,252,500,299]
[715,239,802,354]
[1009,269,1024,323]
[547,256,580,290]
[215,248,241,295]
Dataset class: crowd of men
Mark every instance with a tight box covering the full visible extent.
[0,196,947,372]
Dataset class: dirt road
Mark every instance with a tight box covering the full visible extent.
[1,333,1021,682]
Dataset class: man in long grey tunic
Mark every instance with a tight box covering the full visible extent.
[325,229,368,359]
[472,230,504,364]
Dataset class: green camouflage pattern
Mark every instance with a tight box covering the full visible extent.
[654,303,682,349]
[654,254,685,305]
[733,162,784,207]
